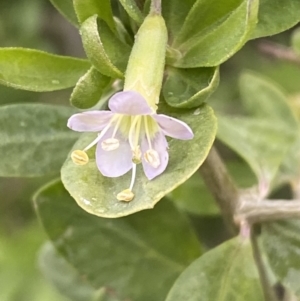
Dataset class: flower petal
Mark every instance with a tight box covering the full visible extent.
[96,128,132,177]
[141,131,169,180]
[68,111,113,132]
[153,114,194,140]
[108,91,152,115]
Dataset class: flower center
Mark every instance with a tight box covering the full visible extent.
[70,113,162,201]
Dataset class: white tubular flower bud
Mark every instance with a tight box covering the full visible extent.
[144,149,160,168]
[123,11,167,109]
[101,138,120,151]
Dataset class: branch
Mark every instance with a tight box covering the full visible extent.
[257,41,300,66]
[150,0,161,14]
[200,146,240,234]
[251,231,280,301]
[236,199,300,224]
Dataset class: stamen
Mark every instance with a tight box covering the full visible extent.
[116,189,134,202]
[116,164,137,202]
[144,149,160,168]
[101,138,120,151]
[83,116,119,152]
[83,126,110,152]
[71,150,89,165]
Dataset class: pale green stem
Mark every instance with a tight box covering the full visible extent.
[200,146,239,234]
[151,0,161,14]
[251,231,280,301]
[236,199,300,223]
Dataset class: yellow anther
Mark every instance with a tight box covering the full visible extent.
[101,138,120,151]
[117,189,135,202]
[144,149,160,168]
[71,150,89,165]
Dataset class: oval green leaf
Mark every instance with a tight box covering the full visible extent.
[70,66,111,109]
[118,0,144,25]
[80,15,130,78]
[251,0,300,39]
[262,220,300,298]
[49,0,78,26]
[39,242,105,301]
[239,72,298,127]
[0,103,78,177]
[218,72,298,187]
[61,103,216,217]
[34,180,202,301]
[217,117,296,187]
[162,0,196,43]
[163,66,219,108]
[73,0,115,31]
[166,237,264,301]
[0,48,90,92]
[169,0,258,68]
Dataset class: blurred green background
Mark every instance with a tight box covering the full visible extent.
[1,0,300,300]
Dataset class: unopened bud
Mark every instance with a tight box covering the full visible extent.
[144,149,160,168]
[123,13,167,108]
[71,150,89,165]
[117,189,135,202]
[101,138,120,151]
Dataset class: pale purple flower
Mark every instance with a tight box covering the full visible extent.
[68,91,193,199]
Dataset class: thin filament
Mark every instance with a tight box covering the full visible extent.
[129,164,137,191]
[144,116,152,149]
[111,115,123,138]
[128,116,140,149]
[83,123,111,151]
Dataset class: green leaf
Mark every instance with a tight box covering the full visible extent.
[0,224,68,301]
[34,180,202,301]
[70,67,111,109]
[277,137,300,184]
[217,117,296,187]
[118,0,144,24]
[80,15,131,78]
[73,0,115,30]
[251,0,300,39]
[168,0,258,68]
[39,242,104,301]
[49,0,78,26]
[291,27,300,56]
[239,72,298,127]
[61,104,217,217]
[217,73,298,186]
[166,237,264,301]
[162,0,196,42]
[0,103,78,177]
[114,17,134,46]
[262,220,300,297]
[163,66,219,108]
[0,48,90,91]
